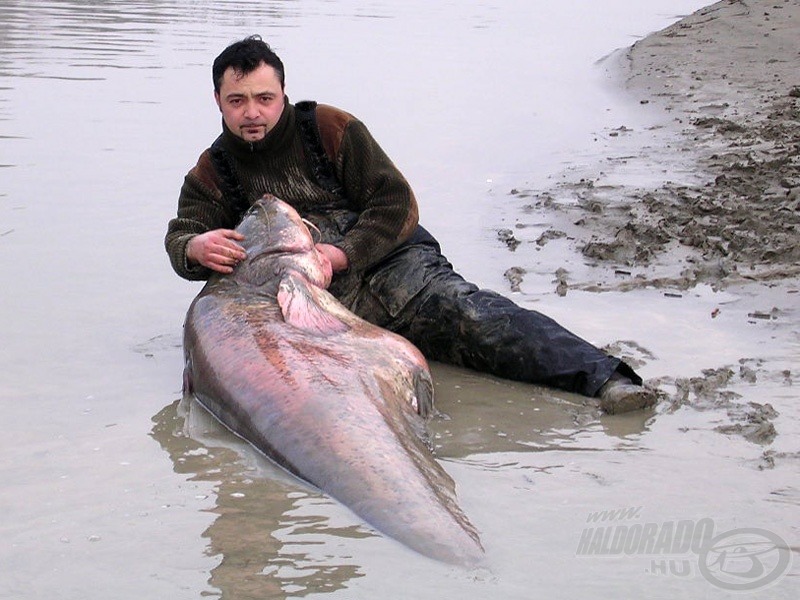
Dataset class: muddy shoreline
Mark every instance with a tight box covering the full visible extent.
[508,0,799,293]
[501,0,799,448]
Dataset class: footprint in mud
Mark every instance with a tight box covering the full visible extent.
[601,339,657,370]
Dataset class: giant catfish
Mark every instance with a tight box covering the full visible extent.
[182,195,484,566]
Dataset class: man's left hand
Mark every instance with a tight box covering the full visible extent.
[316,243,350,274]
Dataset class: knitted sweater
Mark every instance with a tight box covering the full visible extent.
[164,99,419,281]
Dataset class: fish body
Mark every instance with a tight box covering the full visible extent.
[183,195,483,565]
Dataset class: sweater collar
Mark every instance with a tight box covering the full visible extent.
[220,96,296,158]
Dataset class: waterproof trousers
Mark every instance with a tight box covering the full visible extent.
[329,227,640,398]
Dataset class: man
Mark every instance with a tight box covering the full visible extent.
[165,35,656,414]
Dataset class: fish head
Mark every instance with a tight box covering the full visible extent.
[232,194,329,287]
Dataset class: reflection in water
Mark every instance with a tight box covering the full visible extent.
[148,373,649,597]
[0,0,291,76]
[0,0,389,78]
[148,367,650,597]
[429,362,652,459]
[150,398,366,599]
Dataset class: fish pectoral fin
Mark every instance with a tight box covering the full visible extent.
[277,272,350,335]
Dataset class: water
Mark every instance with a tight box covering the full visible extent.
[1,1,796,599]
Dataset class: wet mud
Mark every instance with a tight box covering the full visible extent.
[499,0,799,451]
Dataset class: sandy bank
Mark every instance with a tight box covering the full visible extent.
[507,0,799,294]
[622,0,800,285]
[499,0,799,448]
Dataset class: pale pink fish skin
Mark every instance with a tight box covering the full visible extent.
[183,195,484,566]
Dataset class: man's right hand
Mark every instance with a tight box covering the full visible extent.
[186,229,247,274]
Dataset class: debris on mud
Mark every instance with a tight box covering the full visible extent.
[658,363,783,445]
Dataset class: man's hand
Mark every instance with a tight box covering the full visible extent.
[314,249,334,289]
[186,229,247,274]
[315,243,349,273]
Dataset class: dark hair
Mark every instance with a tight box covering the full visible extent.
[212,35,285,93]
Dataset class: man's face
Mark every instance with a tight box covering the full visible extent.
[215,62,285,143]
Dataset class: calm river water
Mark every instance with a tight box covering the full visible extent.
[1,1,796,599]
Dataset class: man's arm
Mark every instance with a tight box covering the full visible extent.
[316,105,419,273]
[165,151,241,280]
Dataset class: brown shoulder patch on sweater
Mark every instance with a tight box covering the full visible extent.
[189,150,222,198]
[315,104,354,163]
